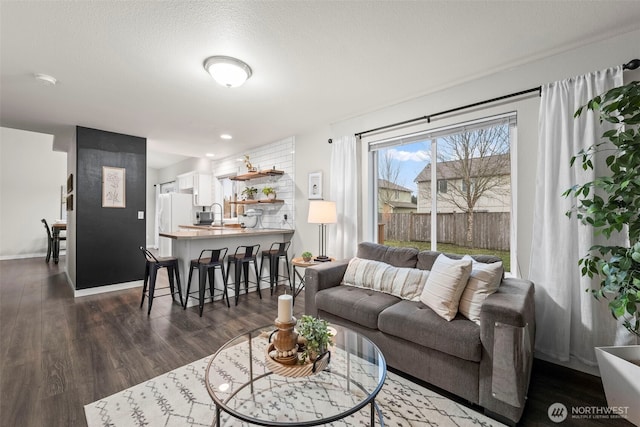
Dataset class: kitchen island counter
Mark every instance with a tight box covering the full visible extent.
[160,227,294,307]
[161,227,294,240]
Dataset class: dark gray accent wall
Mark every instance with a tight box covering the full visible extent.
[76,127,146,290]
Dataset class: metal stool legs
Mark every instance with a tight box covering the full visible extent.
[184,248,230,316]
[139,246,183,315]
[226,245,261,306]
[259,242,292,295]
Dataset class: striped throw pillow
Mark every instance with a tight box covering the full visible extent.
[342,257,429,300]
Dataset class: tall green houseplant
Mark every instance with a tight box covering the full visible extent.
[564,81,640,336]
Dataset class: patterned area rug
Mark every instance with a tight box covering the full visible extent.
[85,352,505,427]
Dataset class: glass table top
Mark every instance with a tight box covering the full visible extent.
[205,323,387,426]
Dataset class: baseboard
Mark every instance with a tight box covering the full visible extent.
[0,251,66,261]
[74,280,143,298]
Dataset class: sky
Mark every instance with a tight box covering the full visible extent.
[381,140,431,195]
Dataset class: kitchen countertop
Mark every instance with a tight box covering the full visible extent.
[160,227,294,240]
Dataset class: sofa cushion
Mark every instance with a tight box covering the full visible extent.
[458,255,503,324]
[417,250,503,271]
[342,257,429,300]
[315,285,400,330]
[378,300,482,362]
[417,250,440,270]
[419,254,472,321]
[357,242,418,268]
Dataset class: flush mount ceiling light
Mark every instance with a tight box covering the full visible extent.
[220,134,232,140]
[34,73,57,85]
[203,56,252,88]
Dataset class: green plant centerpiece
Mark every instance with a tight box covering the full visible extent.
[262,186,276,199]
[564,81,640,336]
[297,315,332,362]
[241,186,258,200]
[301,251,313,262]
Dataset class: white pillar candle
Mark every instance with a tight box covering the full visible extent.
[277,294,293,323]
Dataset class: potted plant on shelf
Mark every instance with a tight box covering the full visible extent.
[241,186,258,200]
[301,251,313,262]
[262,186,277,200]
[297,315,332,362]
[564,80,640,424]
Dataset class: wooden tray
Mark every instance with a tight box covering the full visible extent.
[264,343,330,377]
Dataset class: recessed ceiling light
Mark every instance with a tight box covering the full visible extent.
[220,134,232,140]
[203,56,252,88]
[206,153,215,157]
[34,73,57,85]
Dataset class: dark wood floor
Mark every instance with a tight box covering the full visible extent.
[0,257,631,427]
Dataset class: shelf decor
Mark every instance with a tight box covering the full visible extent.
[102,166,126,208]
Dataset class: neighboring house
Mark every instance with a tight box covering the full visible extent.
[378,179,417,214]
[414,154,510,213]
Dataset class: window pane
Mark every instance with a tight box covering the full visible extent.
[376,121,512,272]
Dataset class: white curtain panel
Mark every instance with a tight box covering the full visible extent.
[328,135,358,260]
[530,66,636,367]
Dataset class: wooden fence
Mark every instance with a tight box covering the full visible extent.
[380,212,510,251]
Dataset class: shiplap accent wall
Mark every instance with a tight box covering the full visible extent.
[211,136,295,230]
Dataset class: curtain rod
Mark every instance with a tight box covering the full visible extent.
[353,58,640,139]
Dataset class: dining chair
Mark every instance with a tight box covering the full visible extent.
[41,219,66,263]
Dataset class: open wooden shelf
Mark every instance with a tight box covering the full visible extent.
[230,199,284,205]
[230,169,285,181]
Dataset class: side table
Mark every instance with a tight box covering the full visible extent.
[291,256,334,306]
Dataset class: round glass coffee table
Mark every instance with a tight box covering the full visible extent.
[205,323,387,426]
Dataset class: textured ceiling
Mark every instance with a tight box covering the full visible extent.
[2,1,640,168]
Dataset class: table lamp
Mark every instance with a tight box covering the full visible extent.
[307,200,337,262]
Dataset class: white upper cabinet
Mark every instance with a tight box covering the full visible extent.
[177,172,194,190]
[177,172,212,206]
[193,173,212,206]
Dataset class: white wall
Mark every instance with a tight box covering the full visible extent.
[0,127,67,259]
[328,28,640,279]
[146,167,158,247]
[156,157,211,184]
[293,126,333,259]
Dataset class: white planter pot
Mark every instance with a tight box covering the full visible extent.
[595,345,640,426]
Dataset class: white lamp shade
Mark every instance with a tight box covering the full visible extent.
[308,200,337,224]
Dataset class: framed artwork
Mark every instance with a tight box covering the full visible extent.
[308,171,322,200]
[102,166,126,208]
[66,194,73,211]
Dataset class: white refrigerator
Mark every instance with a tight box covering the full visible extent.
[158,192,193,257]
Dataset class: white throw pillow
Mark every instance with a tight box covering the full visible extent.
[458,255,503,324]
[419,254,472,321]
[342,257,429,300]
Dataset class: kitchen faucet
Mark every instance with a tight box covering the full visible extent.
[210,203,223,226]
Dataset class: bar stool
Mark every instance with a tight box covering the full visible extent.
[226,244,261,305]
[184,248,230,316]
[259,241,292,295]
[139,246,183,315]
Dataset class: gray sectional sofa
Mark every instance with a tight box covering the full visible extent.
[304,242,535,425]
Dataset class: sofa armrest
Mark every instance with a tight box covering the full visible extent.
[304,259,350,316]
[479,278,535,425]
